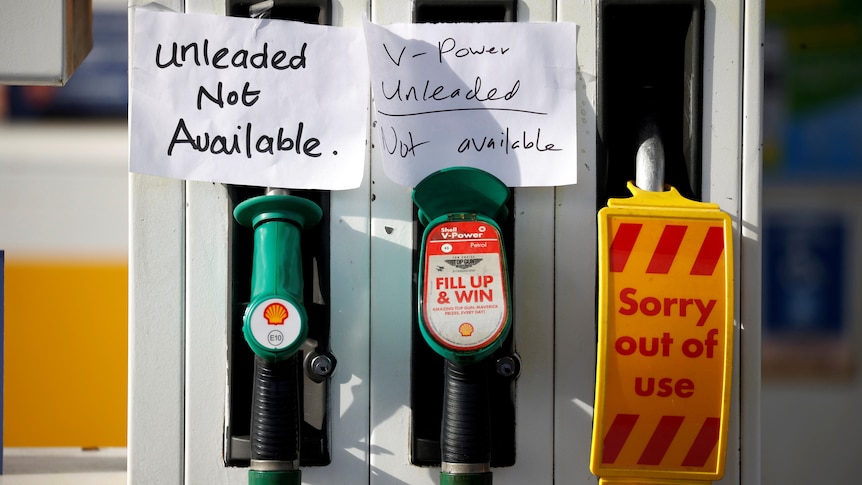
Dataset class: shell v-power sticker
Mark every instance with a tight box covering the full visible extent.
[422,220,509,353]
[591,183,734,485]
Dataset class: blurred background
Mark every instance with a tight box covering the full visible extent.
[0,0,129,468]
[760,0,862,483]
[0,0,860,483]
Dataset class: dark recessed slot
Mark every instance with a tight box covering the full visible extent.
[228,0,331,24]
[414,0,516,23]
[598,0,703,205]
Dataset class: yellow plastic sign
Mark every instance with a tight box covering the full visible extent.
[591,182,734,485]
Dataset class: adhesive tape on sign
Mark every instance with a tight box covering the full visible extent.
[249,298,302,350]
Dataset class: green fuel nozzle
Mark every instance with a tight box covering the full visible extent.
[235,193,322,361]
[413,167,513,485]
[413,167,513,364]
[234,191,323,485]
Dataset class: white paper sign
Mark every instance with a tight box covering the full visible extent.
[363,20,578,188]
[130,9,369,190]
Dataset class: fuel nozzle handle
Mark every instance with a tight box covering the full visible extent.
[234,192,322,485]
[441,359,493,485]
[235,193,322,361]
[249,354,302,484]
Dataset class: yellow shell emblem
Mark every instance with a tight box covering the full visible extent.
[264,302,288,325]
[458,322,474,337]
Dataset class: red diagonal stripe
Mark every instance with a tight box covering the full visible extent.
[682,417,721,467]
[646,225,688,274]
[602,414,639,464]
[690,226,725,276]
[638,415,684,465]
[609,223,642,273]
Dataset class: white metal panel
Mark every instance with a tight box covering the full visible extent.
[366,0,431,479]
[303,161,373,485]
[306,2,374,482]
[128,1,186,484]
[501,1,557,482]
[177,5,237,485]
[740,1,763,484]
[367,112,423,485]
[555,0,599,482]
[498,185,555,485]
[183,181,245,484]
[128,173,186,485]
[189,0,225,15]
[703,2,743,483]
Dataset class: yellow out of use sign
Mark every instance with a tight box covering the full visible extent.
[591,182,734,485]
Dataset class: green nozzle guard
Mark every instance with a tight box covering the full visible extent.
[412,167,510,226]
[235,194,323,229]
[234,195,322,361]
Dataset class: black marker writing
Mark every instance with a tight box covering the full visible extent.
[197,82,260,110]
[168,119,322,159]
[382,77,520,104]
[156,39,307,71]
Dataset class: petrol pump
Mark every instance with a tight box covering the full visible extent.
[413,167,513,485]
[128,1,763,485]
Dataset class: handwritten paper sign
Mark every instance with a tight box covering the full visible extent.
[363,20,578,188]
[130,8,369,189]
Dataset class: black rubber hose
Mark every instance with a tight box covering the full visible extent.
[441,359,491,465]
[250,354,301,463]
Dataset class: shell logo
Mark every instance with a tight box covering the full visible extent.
[264,302,289,325]
[458,322,474,337]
